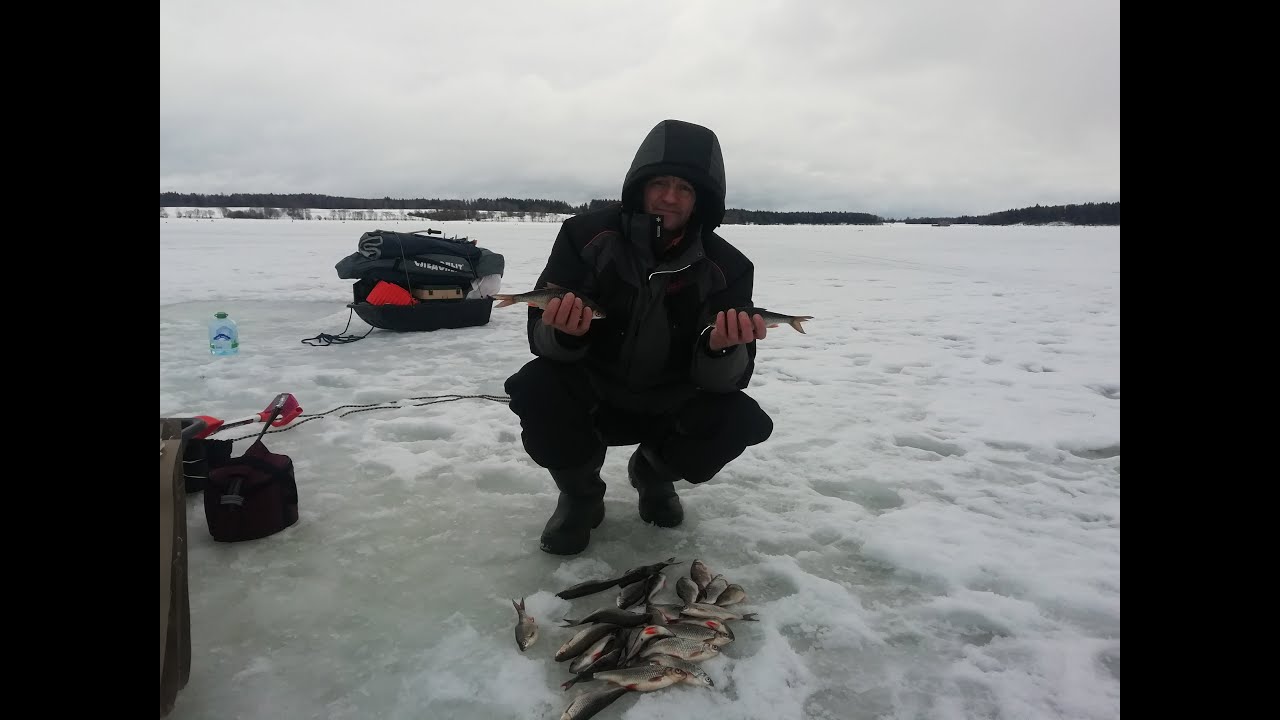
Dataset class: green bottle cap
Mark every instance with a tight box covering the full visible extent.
[215,312,228,319]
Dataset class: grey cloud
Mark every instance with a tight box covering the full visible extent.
[161,0,1119,218]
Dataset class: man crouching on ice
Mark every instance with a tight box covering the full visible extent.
[504,119,774,555]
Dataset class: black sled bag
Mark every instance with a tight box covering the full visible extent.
[181,438,233,493]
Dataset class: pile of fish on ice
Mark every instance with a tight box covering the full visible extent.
[512,557,758,720]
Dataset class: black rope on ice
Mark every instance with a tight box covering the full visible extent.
[301,308,375,346]
[222,394,511,441]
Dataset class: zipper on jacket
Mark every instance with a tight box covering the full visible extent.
[619,276,662,384]
[647,262,693,282]
[618,262,696,388]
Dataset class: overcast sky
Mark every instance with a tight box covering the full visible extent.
[160,0,1119,219]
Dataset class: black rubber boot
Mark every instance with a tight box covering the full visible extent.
[540,455,607,555]
[628,445,684,528]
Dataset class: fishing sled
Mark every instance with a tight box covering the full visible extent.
[347,277,496,332]
[335,228,505,332]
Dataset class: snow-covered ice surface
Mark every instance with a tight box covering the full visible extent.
[160,218,1119,720]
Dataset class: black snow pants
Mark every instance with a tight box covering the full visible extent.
[504,357,773,484]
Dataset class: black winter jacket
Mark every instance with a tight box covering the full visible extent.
[525,207,757,413]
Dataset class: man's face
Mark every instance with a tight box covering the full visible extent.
[643,175,697,234]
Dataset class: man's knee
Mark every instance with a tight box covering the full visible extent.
[504,359,601,469]
[505,358,582,418]
[746,402,773,447]
[663,392,773,484]
[505,358,555,404]
[684,391,773,446]
[741,394,773,446]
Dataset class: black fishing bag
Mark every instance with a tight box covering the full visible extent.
[204,439,299,542]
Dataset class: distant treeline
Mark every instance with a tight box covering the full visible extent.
[159,193,1118,226]
[900,202,1119,226]
[724,209,883,225]
[160,192,582,215]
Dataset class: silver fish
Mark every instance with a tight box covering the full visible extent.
[637,637,721,663]
[557,558,680,601]
[512,598,537,652]
[702,575,729,604]
[560,608,651,628]
[714,584,747,607]
[676,577,700,606]
[565,665,689,692]
[555,623,620,662]
[735,306,813,334]
[560,686,629,720]
[617,557,681,587]
[569,632,617,674]
[577,646,622,675]
[647,655,715,688]
[556,577,627,600]
[668,622,733,647]
[680,618,735,642]
[493,285,606,319]
[622,624,674,664]
[690,560,714,592]
[681,602,759,623]
[646,573,667,602]
[645,603,683,625]
[611,573,645,607]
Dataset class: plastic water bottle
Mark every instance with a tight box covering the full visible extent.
[208,311,240,356]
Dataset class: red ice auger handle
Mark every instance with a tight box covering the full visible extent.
[191,393,303,439]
